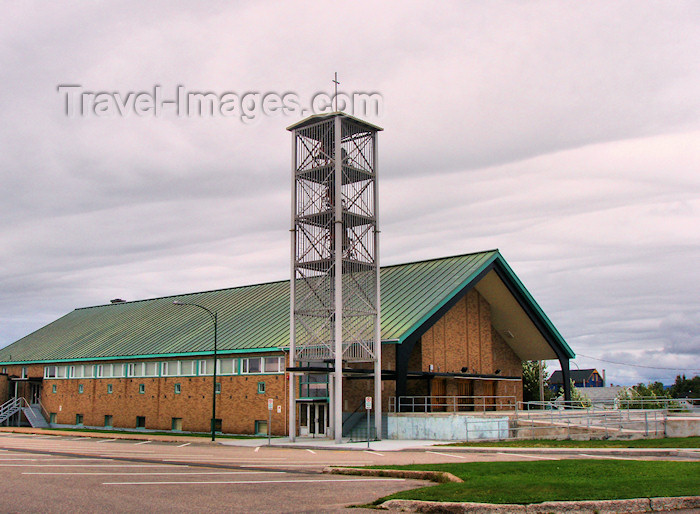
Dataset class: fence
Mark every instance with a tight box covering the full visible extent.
[388,396,700,441]
[389,395,516,413]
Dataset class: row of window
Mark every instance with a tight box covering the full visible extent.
[65,414,269,435]
[53,381,267,395]
[44,356,285,380]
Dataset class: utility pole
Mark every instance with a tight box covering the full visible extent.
[538,360,545,403]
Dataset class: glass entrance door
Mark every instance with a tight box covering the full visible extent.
[299,402,328,437]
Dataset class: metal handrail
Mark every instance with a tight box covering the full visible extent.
[390,395,516,413]
[0,396,29,424]
[34,398,51,425]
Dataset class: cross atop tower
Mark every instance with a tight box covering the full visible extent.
[332,72,340,112]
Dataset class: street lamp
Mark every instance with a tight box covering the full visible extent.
[173,300,218,441]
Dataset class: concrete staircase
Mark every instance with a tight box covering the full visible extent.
[0,397,23,425]
[345,413,387,441]
[22,404,50,428]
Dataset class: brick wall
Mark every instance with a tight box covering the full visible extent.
[5,356,289,435]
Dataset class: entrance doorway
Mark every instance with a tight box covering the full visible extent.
[298,402,328,437]
[29,383,41,404]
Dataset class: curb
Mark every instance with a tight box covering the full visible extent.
[324,466,462,483]
[380,496,700,513]
[0,426,218,445]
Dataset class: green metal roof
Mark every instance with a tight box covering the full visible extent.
[0,250,573,364]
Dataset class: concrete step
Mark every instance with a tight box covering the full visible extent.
[22,406,50,428]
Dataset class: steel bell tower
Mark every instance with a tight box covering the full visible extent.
[288,112,382,443]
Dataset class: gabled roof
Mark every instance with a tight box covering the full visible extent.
[550,368,598,384]
[0,250,574,364]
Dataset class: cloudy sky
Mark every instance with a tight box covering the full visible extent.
[1,1,699,385]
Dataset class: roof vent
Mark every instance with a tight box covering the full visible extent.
[110,298,126,304]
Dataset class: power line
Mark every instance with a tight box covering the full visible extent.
[576,353,700,372]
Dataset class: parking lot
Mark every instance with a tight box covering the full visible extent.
[0,432,697,512]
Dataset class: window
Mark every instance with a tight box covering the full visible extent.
[1,367,6,374]
[174,383,181,395]
[254,420,268,435]
[107,384,113,394]
[71,365,84,379]
[171,418,183,431]
[111,363,125,378]
[21,367,28,379]
[52,384,57,393]
[144,362,158,377]
[49,413,57,424]
[127,363,137,377]
[242,358,261,374]
[57,366,68,379]
[94,364,104,378]
[219,358,235,375]
[104,415,113,427]
[180,360,196,376]
[136,416,146,429]
[78,384,84,394]
[215,382,221,394]
[76,414,84,426]
[198,359,214,376]
[300,371,329,398]
[162,361,179,377]
[263,356,283,373]
[45,366,58,379]
[138,384,145,394]
[257,381,265,394]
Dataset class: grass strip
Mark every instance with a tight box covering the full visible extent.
[369,460,700,505]
[446,436,700,448]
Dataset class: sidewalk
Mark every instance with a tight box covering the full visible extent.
[218,436,445,451]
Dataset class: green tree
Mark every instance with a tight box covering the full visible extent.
[522,361,553,403]
[560,379,591,408]
[669,375,700,399]
[618,381,672,409]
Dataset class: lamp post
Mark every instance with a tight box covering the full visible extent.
[173,300,218,441]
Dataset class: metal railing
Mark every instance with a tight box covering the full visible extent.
[389,395,516,413]
[35,398,51,425]
[514,407,669,439]
[0,397,28,425]
[518,397,699,412]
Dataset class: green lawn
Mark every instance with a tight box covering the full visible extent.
[371,460,700,505]
[446,436,700,448]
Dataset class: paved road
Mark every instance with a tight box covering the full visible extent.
[0,433,697,512]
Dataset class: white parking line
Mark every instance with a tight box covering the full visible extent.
[134,441,152,445]
[96,439,117,444]
[427,451,468,459]
[177,443,190,448]
[577,453,637,461]
[161,457,287,462]
[247,463,368,468]
[104,478,405,486]
[0,464,187,467]
[24,471,285,476]
[364,450,384,456]
[254,447,260,452]
[305,449,316,454]
[497,452,558,461]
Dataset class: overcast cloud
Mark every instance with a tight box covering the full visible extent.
[1,1,699,385]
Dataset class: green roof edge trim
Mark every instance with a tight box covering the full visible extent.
[396,252,500,345]
[494,256,575,359]
[0,347,284,366]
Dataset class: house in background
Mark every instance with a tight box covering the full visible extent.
[549,368,605,391]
